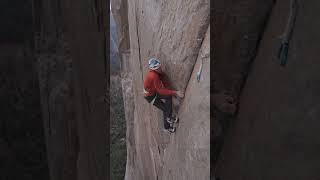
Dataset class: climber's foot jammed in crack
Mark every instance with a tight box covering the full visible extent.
[143,58,184,133]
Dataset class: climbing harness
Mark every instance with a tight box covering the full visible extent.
[143,88,158,105]
[278,0,298,66]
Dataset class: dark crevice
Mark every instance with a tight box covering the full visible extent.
[0,45,49,179]
[213,0,277,172]
[85,88,92,113]
[47,93,52,135]
[103,20,108,77]
[237,1,277,102]
[238,2,277,178]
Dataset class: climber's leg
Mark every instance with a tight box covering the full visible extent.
[153,96,171,129]
[151,96,165,111]
[161,96,178,123]
[157,94,173,120]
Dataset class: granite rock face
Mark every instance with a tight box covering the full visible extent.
[215,0,320,179]
[112,0,210,179]
[0,43,49,180]
[34,0,109,179]
[212,0,275,170]
[161,26,210,180]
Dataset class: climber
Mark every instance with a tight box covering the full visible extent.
[143,58,184,133]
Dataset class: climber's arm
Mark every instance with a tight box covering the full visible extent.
[153,74,176,96]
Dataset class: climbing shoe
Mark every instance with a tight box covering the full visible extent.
[164,127,176,133]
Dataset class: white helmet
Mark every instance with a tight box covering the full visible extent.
[148,58,161,70]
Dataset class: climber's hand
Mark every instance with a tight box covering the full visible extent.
[176,91,184,98]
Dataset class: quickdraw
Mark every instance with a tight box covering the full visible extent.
[278,0,298,66]
[196,58,203,82]
[196,53,209,82]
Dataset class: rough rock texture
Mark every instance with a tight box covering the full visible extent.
[212,0,275,167]
[111,1,136,179]
[37,41,76,180]
[34,1,77,179]
[216,0,320,179]
[60,0,109,179]
[0,43,49,180]
[34,0,109,179]
[111,0,130,54]
[110,12,121,75]
[0,1,49,179]
[112,0,210,179]
[162,26,210,180]
[212,0,274,100]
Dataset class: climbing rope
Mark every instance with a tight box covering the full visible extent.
[278,0,298,66]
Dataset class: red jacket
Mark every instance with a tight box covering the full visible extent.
[144,70,176,96]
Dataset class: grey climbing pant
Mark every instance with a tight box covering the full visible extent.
[145,94,172,129]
